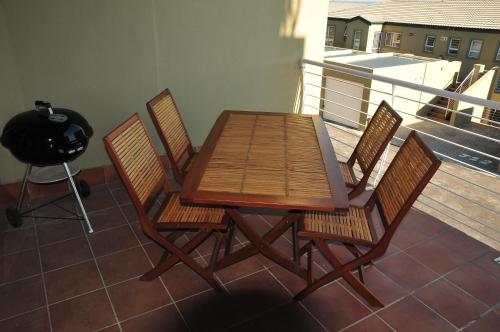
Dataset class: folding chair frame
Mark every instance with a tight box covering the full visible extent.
[103,113,228,291]
[295,131,441,306]
[344,100,402,199]
[147,88,197,184]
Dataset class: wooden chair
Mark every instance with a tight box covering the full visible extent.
[103,113,229,291]
[147,88,197,184]
[294,131,441,306]
[147,89,237,255]
[341,100,402,199]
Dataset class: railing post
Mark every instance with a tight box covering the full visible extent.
[300,62,306,114]
[373,84,396,186]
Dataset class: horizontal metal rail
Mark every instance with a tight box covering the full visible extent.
[325,121,500,197]
[307,94,500,159]
[326,132,500,237]
[302,58,500,110]
[306,103,500,177]
[304,74,500,127]
[328,131,500,235]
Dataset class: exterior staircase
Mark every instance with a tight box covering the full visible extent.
[427,68,485,123]
[427,83,459,122]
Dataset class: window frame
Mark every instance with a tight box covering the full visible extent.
[467,39,483,59]
[327,26,335,38]
[495,42,500,62]
[423,35,436,53]
[325,26,335,46]
[384,32,401,48]
[447,38,461,56]
[352,30,362,50]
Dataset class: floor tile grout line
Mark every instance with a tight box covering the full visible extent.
[111,188,190,331]
[395,249,496,309]
[79,186,124,332]
[32,218,137,252]
[412,295,459,329]
[265,266,329,332]
[336,278,375,313]
[457,304,500,331]
[373,313,398,332]
[4,187,496,330]
[39,241,146,277]
[337,310,395,332]
[114,302,177,327]
[0,272,43,288]
[0,305,47,323]
[32,209,54,332]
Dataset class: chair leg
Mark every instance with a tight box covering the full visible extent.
[224,219,236,256]
[141,229,210,281]
[146,229,224,291]
[307,242,313,285]
[295,240,383,307]
[208,231,224,272]
[343,243,364,284]
[292,219,299,262]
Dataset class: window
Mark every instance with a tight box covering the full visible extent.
[352,30,361,50]
[384,32,401,48]
[448,38,460,56]
[325,26,335,46]
[424,35,436,53]
[468,39,483,58]
[372,31,382,53]
[327,26,335,38]
[496,44,500,61]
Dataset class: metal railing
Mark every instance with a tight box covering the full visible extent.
[445,68,475,119]
[300,58,500,250]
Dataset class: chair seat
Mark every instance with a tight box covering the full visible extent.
[339,161,356,186]
[157,192,225,225]
[301,207,374,243]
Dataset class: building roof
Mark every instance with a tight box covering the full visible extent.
[328,0,500,31]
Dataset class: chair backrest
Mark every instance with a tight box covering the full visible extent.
[147,89,194,181]
[103,113,171,217]
[370,130,441,233]
[351,100,402,179]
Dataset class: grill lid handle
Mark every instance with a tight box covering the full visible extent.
[35,100,53,114]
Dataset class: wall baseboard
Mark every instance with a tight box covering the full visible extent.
[0,156,169,205]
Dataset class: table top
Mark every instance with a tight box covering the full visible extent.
[181,110,348,212]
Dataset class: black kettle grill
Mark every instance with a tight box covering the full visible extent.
[1,101,94,232]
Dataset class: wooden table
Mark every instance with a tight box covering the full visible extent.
[181,111,349,279]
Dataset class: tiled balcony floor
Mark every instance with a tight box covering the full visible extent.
[1,183,499,331]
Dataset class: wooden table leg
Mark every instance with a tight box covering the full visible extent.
[215,208,307,280]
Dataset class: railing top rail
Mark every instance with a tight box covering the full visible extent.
[302,58,500,110]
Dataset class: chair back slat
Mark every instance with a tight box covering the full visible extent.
[103,114,167,209]
[354,101,402,173]
[374,131,440,228]
[147,89,192,170]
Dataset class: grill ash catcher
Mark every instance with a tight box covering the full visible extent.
[1,101,94,233]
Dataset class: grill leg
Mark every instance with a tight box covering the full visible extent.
[16,164,32,211]
[63,162,93,233]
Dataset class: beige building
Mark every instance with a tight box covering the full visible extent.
[327,0,500,80]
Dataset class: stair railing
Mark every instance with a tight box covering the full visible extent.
[445,69,475,119]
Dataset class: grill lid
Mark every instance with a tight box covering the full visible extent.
[1,108,93,166]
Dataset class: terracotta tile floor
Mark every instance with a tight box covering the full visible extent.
[1,183,499,332]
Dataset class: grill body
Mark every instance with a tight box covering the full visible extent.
[1,108,93,166]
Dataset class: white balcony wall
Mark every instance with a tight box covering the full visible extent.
[0,0,328,184]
